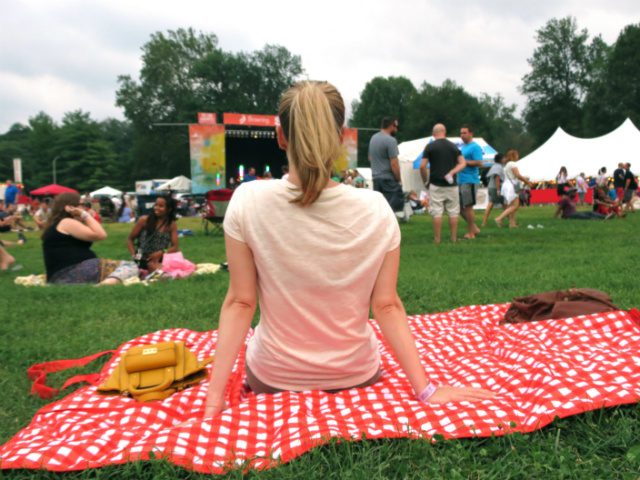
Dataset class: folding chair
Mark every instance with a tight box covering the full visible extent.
[202,189,234,236]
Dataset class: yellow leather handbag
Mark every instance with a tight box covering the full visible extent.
[97,341,213,402]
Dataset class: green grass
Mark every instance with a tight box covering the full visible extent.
[1,207,639,479]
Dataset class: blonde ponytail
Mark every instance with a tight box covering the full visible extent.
[278,81,345,206]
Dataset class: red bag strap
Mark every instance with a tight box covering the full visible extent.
[27,350,116,399]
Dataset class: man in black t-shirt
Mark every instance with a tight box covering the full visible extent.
[420,123,466,243]
[623,162,637,212]
[612,162,626,199]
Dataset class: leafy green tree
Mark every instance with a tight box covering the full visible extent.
[350,76,417,133]
[191,44,303,114]
[54,110,117,190]
[27,112,59,186]
[477,94,532,156]
[520,17,600,145]
[404,79,486,140]
[0,123,32,185]
[99,119,134,190]
[349,76,417,165]
[116,29,304,179]
[607,24,640,125]
[116,28,219,179]
[584,23,640,135]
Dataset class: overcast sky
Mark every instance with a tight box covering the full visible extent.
[1,0,638,134]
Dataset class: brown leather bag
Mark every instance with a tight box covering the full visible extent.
[500,288,619,324]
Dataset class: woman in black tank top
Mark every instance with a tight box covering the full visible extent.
[42,193,139,285]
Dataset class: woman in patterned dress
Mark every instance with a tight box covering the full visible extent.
[127,196,179,273]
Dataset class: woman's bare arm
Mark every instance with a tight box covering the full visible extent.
[203,235,257,418]
[371,247,494,403]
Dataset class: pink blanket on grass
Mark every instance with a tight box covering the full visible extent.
[2,304,640,473]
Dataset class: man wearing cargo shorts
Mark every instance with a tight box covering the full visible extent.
[459,125,484,239]
[420,124,466,243]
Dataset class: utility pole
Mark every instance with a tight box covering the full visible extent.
[52,156,60,184]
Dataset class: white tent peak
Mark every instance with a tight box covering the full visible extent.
[90,186,122,197]
[517,118,640,182]
[156,175,192,191]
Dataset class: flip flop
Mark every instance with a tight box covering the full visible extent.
[12,264,23,271]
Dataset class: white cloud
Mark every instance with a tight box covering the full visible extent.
[1,0,639,133]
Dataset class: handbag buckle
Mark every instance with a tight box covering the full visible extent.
[142,347,158,355]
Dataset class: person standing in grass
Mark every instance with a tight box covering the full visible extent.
[576,172,589,207]
[622,162,637,213]
[458,125,484,239]
[495,150,532,228]
[420,123,466,243]
[481,153,506,227]
[3,179,19,206]
[204,81,494,419]
[612,163,625,199]
[369,116,405,219]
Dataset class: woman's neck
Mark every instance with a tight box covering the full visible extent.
[286,164,339,189]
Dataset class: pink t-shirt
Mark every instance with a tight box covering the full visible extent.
[224,179,401,391]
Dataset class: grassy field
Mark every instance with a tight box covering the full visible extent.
[0,206,639,479]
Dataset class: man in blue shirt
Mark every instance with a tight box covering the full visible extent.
[244,167,258,183]
[4,180,19,206]
[458,126,484,239]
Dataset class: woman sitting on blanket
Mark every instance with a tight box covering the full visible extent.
[126,196,178,274]
[42,193,139,285]
[203,81,494,419]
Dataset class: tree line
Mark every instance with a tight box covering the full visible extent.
[1,20,638,191]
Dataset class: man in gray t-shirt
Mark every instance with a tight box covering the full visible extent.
[369,117,403,212]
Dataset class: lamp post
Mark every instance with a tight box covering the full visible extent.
[52,156,60,184]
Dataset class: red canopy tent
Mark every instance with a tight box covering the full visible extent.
[30,184,78,195]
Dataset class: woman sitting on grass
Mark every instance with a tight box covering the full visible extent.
[593,187,625,218]
[203,81,494,419]
[117,198,134,223]
[126,196,178,274]
[554,188,614,220]
[42,193,139,285]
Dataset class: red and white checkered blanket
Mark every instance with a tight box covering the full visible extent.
[2,304,640,473]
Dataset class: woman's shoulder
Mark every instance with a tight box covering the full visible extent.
[234,179,289,199]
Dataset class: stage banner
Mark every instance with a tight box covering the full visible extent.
[189,124,226,193]
[13,158,22,183]
[223,113,279,127]
[198,113,217,124]
[333,128,358,174]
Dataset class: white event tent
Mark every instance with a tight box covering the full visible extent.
[517,118,640,182]
[156,175,192,192]
[90,186,122,197]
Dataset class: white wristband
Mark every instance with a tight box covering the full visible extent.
[417,382,437,402]
[81,212,90,220]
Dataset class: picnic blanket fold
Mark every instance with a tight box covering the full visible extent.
[2,305,640,473]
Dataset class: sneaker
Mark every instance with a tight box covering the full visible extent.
[527,225,535,229]
[18,233,26,244]
[537,224,544,228]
